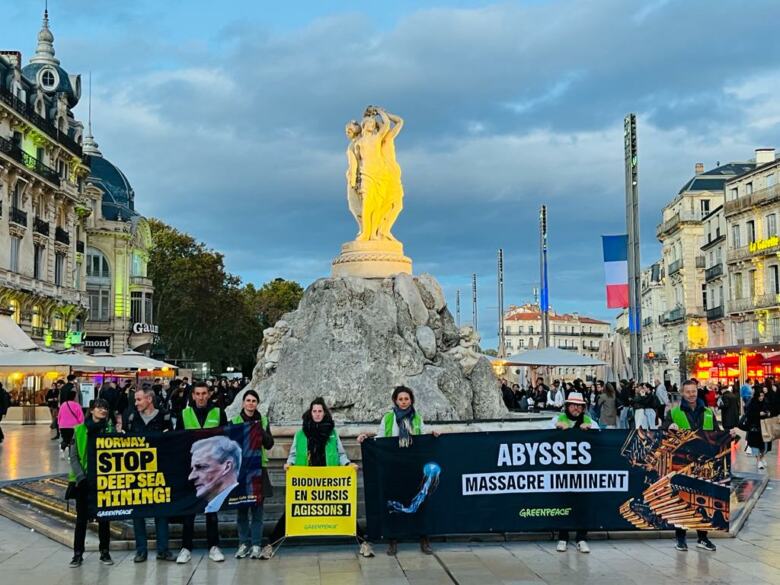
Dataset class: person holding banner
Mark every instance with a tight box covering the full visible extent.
[664,379,732,552]
[68,398,115,568]
[230,389,275,560]
[123,387,175,563]
[269,397,373,558]
[175,381,228,564]
[357,386,439,556]
[551,391,592,554]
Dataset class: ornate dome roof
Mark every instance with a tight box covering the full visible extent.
[86,154,139,221]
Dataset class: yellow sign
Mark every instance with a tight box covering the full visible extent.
[285,466,357,537]
[749,235,780,253]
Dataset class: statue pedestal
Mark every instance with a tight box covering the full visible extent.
[331,240,413,278]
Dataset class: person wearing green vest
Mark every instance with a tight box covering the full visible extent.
[230,389,275,561]
[357,386,440,556]
[176,381,228,565]
[663,379,734,553]
[552,391,592,554]
[68,398,115,568]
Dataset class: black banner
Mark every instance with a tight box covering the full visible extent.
[362,429,731,539]
[87,422,264,519]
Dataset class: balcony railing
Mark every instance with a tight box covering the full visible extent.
[52,329,67,340]
[662,306,685,324]
[705,263,723,281]
[0,84,83,157]
[668,259,683,275]
[706,305,724,320]
[0,135,61,185]
[724,182,780,217]
[10,206,27,227]
[656,210,705,238]
[727,244,753,263]
[130,276,154,288]
[55,227,70,245]
[31,326,44,338]
[33,217,50,236]
[76,240,84,253]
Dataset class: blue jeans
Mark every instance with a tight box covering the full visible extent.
[134,517,169,555]
[237,504,264,546]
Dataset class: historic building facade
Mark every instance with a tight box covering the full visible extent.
[503,304,610,380]
[0,12,90,349]
[0,10,155,354]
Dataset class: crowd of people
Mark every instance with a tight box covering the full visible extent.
[34,372,779,568]
[61,377,433,568]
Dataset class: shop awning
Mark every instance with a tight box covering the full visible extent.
[500,347,606,367]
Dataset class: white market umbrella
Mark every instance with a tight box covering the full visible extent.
[502,347,606,367]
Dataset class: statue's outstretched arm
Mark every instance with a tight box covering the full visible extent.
[376,109,392,139]
[382,109,404,139]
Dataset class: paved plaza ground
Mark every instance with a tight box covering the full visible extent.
[0,425,778,585]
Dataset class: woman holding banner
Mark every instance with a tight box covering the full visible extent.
[265,398,373,559]
[68,398,115,567]
[551,391,592,554]
[357,385,439,556]
[230,389,275,559]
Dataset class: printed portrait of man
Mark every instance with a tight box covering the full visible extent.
[189,435,242,513]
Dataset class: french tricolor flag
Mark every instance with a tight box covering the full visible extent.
[602,235,629,309]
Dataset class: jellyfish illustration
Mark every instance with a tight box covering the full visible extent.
[387,462,441,514]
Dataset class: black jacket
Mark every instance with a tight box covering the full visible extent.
[718,390,740,429]
[124,408,173,434]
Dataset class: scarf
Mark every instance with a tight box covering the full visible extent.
[394,405,415,448]
[564,409,585,428]
[302,415,335,466]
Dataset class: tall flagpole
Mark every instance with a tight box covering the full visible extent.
[624,114,642,379]
[539,205,550,348]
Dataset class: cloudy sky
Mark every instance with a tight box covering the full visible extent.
[7,0,780,348]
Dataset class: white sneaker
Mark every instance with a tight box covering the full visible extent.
[556,540,567,552]
[576,541,590,554]
[758,460,767,470]
[176,548,191,564]
[249,545,261,559]
[359,542,375,557]
[258,544,274,560]
[209,546,224,562]
[235,544,250,559]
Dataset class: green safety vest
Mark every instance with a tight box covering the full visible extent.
[68,418,115,482]
[671,406,714,431]
[382,411,423,437]
[556,413,594,429]
[232,413,270,467]
[181,406,221,429]
[293,429,340,467]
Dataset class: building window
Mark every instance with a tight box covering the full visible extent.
[33,245,44,280]
[54,253,65,286]
[9,299,20,324]
[88,288,111,321]
[86,247,110,278]
[728,187,738,201]
[771,265,780,295]
[747,220,756,244]
[772,317,780,340]
[768,174,777,188]
[10,236,21,273]
[144,293,153,324]
[51,312,65,335]
[702,284,707,310]
[734,273,743,299]
[700,199,710,215]
[131,252,145,277]
[767,214,777,237]
[746,182,753,195]
[748,269,757,298]
[131,292,143,324]
[732,224,741,248]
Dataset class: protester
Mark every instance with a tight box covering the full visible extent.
[632,383,659,430]
[598,382,618,429]
[551,391,592,553]
[359,386,440,556]
[740,386,773,471]
[57,389,84,458]
[0,381,9,444]
[664,379,734,552]
[123,387,174,562]
[267,397,363,558]
[176,381,228,564]
[68,398,114,567]
[230,389,275,560]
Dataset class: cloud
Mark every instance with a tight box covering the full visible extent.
[9,0,780,348]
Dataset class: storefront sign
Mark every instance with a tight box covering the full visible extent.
[749,235,780,253]
[132,322,159,335]
[285,466,357,537]
[83,335,111,351]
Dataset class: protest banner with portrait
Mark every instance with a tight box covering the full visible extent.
[87,421,265,519]
[285,466,357,537]
[362,428,732,539]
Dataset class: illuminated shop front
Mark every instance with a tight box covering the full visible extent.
[691,343,780,384]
